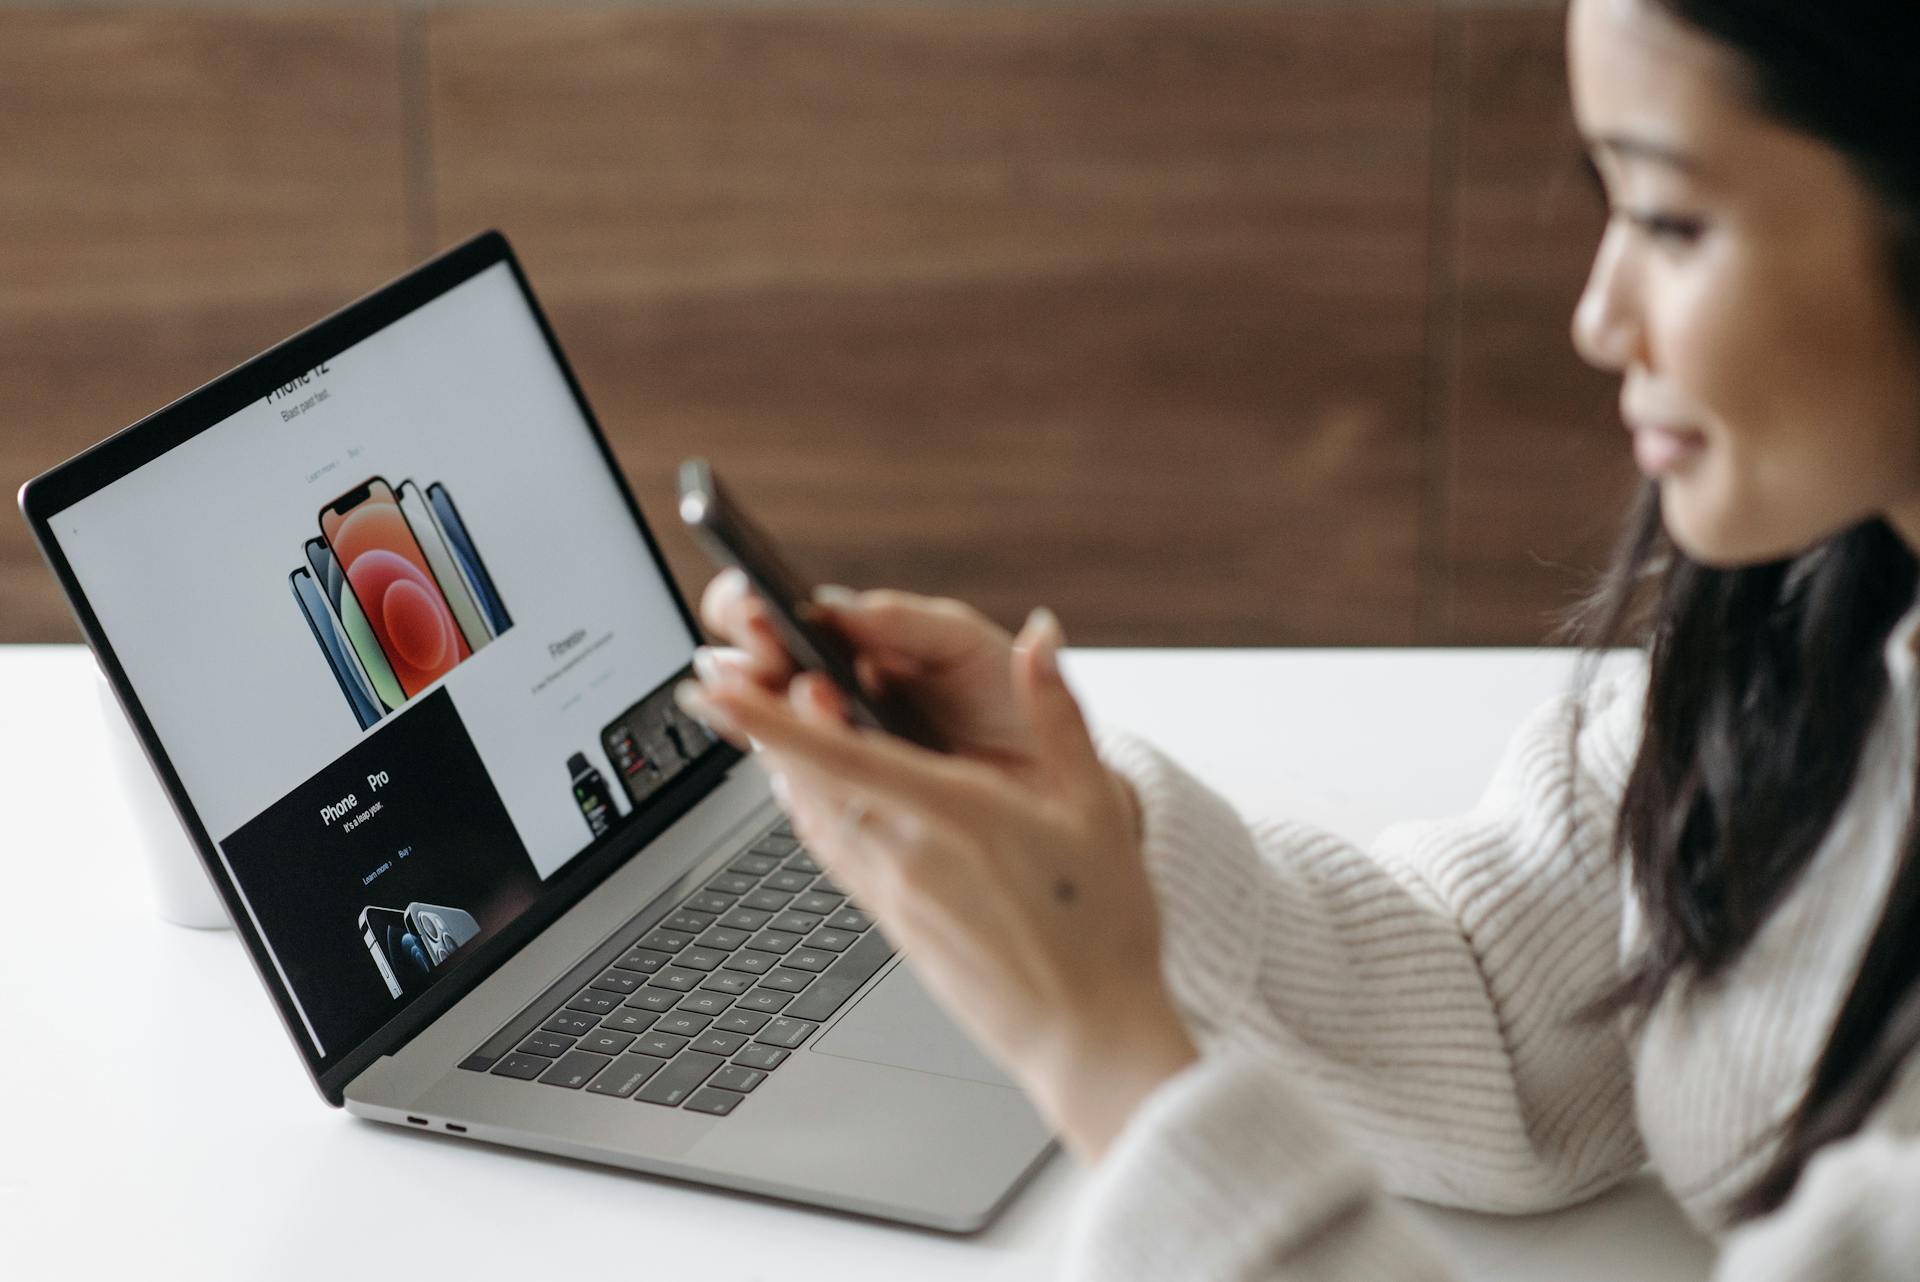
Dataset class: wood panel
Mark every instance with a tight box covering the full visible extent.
[426,7,1437,645]
[0,11,412,642]
[1438,7,1637,643]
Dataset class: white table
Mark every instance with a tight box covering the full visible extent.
[0,645,1715,1280]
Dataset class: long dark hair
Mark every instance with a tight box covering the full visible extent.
[1571,0,1920,1220]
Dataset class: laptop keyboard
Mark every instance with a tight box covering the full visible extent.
[459,817,894,1116]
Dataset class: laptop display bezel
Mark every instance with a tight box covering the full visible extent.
[18,230,741,1104]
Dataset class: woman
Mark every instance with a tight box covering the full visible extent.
[678,0,1920,1275]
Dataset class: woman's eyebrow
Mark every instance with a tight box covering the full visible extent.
[1589,132,1703,174]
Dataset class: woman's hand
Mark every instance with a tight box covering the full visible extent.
[677,605,1196,1162]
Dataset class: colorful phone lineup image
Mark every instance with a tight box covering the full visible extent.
[290,568,383,730]
[403,901,481,967]
[319,477,471,699]
[397,478,491,654]
[600,682,716,807]
[426,481,512,636]
[305,538,403,714]
[568,751,618,838]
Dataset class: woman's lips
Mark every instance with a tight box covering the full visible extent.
[1630,422,1707,476]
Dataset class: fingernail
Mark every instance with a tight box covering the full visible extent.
[692,646,721,684]
[675,679,734,734]
[812,584,856,607]
[1031,607,1063,682]
[716,566,747,594]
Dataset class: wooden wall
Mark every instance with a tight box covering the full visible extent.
[0,3,1631,648]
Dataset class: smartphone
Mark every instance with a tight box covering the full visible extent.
[402,901,481,967]
[676,458,943,748]
[358,905,428,999]
[426,481,512,635]
[397,478,491,653]
[319,477,471,698]
[568,751,618,837]
[289,568,383,730]
[305,538,403,713]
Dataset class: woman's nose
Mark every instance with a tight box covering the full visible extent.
[1571,221,1641,374]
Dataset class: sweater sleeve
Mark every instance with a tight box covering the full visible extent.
[1062,667,1651,1281]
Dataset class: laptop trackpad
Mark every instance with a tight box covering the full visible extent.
[811,963,1015,1088]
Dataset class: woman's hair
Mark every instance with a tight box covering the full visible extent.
[1570,0,1920,1221]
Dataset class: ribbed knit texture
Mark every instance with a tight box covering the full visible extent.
[1064,613,1920,1281]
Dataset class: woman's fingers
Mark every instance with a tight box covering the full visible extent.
[699,568,793,677]
[814,588,1005,669]
[1010,608,1105,796]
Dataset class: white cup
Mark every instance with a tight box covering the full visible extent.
[94,670,231,930]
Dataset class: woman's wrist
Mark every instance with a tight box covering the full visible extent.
[1028,997,1199,1163]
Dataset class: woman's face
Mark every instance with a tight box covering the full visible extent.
[1567,0,1920,565]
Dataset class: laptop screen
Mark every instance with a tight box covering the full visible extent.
[41,254,710,1072]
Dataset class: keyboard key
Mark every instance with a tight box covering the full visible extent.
[731,1043,790,1071]
[696,927,751,951]
[803,928,855,953]
[783,851,820,873]
[684,891,735,916]
[769,911,823,935]
[566,989,623,1016]
[639,929,693,954]
[751,834,800,856]
[648,967,703,992]
[770,817,796,838]
[586,1054,667,1098]
[718,907,771,931]
[785,928,896,1022]
[601,1009,658,1034]
[736,990,793,1014]
[675,946,727,972]
[685,1087,744,1116]
[764,869,813,893]
[664,910,714,933]
[714,1008,772,1035]
[706,872,756,895]
[730,853,782,878]
[722,950,776,975]
[540,1049,613,1089]
[759,968,815,993]
[542,1010,602,1037]
[518,1031,575,1058]
[615,948,672,974]
[655,1011,712,1038]
[635,1031,690,1058]
[753,1016,817,1049]
[691,1029,748,1056]
[825,908,872,933]
[741,888,792,912]
[577,1029,637,1057]
[490,1051,550,1080]
[790,891,842,916]
[636,1051,726,1106]
[710,1064,767,1093]
[626,988,682,1013]
[784,948,834,973]
[699,971,755,995]
[813,874,846,896]
[590,968,645,995]
[677,991,732,1016]
[746,930,803,954]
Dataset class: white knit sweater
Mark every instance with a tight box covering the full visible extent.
[1069,611,1920,1280]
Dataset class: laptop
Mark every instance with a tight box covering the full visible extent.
[18,231,1055,1231]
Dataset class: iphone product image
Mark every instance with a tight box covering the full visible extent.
[402,901,481,967]
[397,478,491,653]
[319,477,470,698]
[426,481,512,636]
[568,751,618,837]
[289,568,383,730]
[677,457,943,748]
[358,905,428,999]
[305,538,403,713]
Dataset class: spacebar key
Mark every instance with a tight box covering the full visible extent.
[784,930,895,1022]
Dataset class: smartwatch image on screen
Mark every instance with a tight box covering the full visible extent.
[568,752,617,838]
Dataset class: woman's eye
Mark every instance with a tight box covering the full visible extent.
[1623,210,1707,245]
